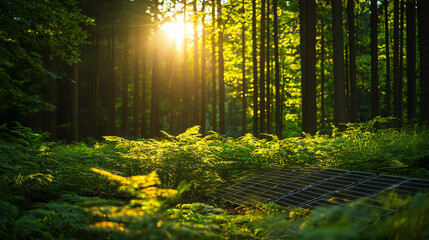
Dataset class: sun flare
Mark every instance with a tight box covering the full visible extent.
[161,22,187,44]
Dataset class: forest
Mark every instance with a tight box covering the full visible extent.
[1,0,429,239]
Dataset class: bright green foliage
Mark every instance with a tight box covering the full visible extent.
[0,0,92,119]
[1,121,429,239]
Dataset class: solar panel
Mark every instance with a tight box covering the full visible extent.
[209,167,429,214]
[210,167,298,200]
[306,175,408,208]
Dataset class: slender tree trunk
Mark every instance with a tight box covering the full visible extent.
[107,12,116,135]
[398,0,405,124]
[183,0,189,130]
[121,29,129,138]
[217,0,225,135]
[150,44,161,137]
[266,0,271,134]
[320,19,325,127]
[140,50,148,138]
[407,0,416,121]
[348,0,358,122]
[193,0,200,127]
[300,0,317,135]
[274,0,281,137]
[418,0,429,124]
[260,0,266,134]
[133,27,140,138]
[211,0,217,132]
[371,0,379,118]
[241,0,247,135]
[332,0,346,129]
[170,41,177,134]
[252,0,259,137]
[91,12,100,138]
[72,63,79,141]
[201,0,207,135]
[394,0,402,126]
[385,0,391,117]
[345,34,350,122]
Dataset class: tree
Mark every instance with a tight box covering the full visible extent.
[133,27,140,138]
[348,0,358,122]
[274,0,281,138]
[252,0,259,137]
[121,27,130,138]
[393,0,402,125]
[260,0,266,134]
[385,0,391,117]
[201,0,207,135]
[332,0,346,129]
[300,0,317,135]
[241,0,247,136]
[0,0,91,132]
[217,0,225,135]
[320,18,326,127]
[266,0,271,134]
[150,43,161,138]
[193,0,200,127]
[406,0,416,121]
[418,0,429,123]
[371,0,379,118]
[211,0,217,133]
[107,7,116,136]
[72,63,79,141]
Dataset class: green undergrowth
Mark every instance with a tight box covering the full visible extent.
[1,118,429,239]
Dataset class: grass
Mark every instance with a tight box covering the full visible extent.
[1,118,429,239]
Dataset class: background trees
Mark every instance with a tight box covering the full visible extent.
[1,0,428,140]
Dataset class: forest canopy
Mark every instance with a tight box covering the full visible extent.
[0,0,428,140]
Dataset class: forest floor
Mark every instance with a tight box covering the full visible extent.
[1,119,429,239]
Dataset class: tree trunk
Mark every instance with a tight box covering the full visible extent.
[274,0,281,138]
[72,63,79,141]
[133,27,140,138]
[107,11,116,136]
[150,44,161,138]
[266,0,271,134]
[241,0,247,136]
[371,0,379,118]
[394,0,402,126]
[91,12,100,138]
[170,41,177,134]
[140,49,148,138]
[300,0,317,135]
[201,0,207,135]
[121,29,129,138]
[320,19,325,127]
[211,0,217,132]
[348,0,358,122]
[332,0,346,129]
[217,0,225,135]
[252,0,259,137]
[407,0,416,121]
[183,0,189,130]
[385,0,391,117]
[193,0,200,127]
[260,0,266,134]
[418,0,429,123]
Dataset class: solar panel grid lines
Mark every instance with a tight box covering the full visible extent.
[221,167,323,206]
[211,167,429,213]
[209,167,299,201]
[364,178,429,206]
[272,169,350,207]
[308,175,409,207]
[209,168,295,199]
[299,171,378,208]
